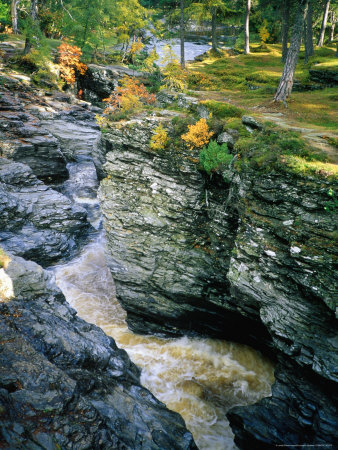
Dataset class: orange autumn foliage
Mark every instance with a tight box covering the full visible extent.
[58,42,87,85]
[181,118,214,150]
[103,76,156,114]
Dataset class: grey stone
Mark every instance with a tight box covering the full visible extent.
[241,115,263,130]
[217,131,235,148]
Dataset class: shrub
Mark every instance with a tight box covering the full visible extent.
[181,118,214,150]
[150,124,169,150]
[103,76,156,115]
[201,100,244,119]
[200,140,233,174]
[58,42,87,85]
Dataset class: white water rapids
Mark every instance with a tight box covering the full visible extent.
[54,236,275,449]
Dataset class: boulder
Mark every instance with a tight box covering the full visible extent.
[0,254,197,450]
[242,115,263,130]
[217,131,235,148]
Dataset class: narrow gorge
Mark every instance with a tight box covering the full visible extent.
[0,63,337,450]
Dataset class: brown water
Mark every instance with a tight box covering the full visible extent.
[55,238,275,449]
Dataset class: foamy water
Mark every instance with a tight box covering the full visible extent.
[55,238,274,449]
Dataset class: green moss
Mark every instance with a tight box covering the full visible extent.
[201,100,244,119]
[234,123,337,180]
[225,118,251,138]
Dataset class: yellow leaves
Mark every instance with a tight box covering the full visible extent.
[130,38,144,56]
[103,76,156,115]
[259,20,270,44]
[181,119,214,150]
[150,125,169,151]
[57,42,87,85]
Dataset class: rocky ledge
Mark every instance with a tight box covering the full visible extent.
[98,113,338,447]
[0,254,196,449]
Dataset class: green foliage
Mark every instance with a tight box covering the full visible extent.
[324,189,338,213]
[0,1,9,28]
[200,140,232,174]
[201,100,244,119]
[234,124,338,180]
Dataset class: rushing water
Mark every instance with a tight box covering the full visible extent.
[55,236,275,449]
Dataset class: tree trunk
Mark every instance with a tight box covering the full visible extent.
[211,6,217,52]
[23,0,38,54]
[281,0,290,62]
[329,11,336,42]
[180,0,185,69]
[244,0,251,54]
[274,0,309,103]
[317,0,330,47]
[305,0,314,62]
[11,0,20,34]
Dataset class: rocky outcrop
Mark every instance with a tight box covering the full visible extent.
[78,64,144,105]
[0,158,89,265]
[99,117,338,447]
[0,254,196,449]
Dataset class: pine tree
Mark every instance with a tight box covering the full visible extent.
[274,0,309,103]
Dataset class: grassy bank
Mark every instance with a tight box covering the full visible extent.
[188,44,338,133]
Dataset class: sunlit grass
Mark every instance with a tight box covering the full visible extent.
[188,44,337,133]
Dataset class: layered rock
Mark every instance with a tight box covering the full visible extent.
[0,253,196,449]
[0,158,89,265]
[99,116,338,447]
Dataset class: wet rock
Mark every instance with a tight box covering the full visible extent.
[0,158,89,266]
[99,117,338,447]
[0,255,197,450]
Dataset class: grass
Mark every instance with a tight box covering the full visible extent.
[234,122,338,181]
[188,43,338,133]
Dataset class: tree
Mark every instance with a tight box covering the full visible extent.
[180,0,185,69]
[304,0,314,63]
[23,0,39,54]
[188,1,237,52]
[244,0,251,54]
[281,0,290,62]
[11,0,20,34]
[317,0,330,47]
[274,0,309,103]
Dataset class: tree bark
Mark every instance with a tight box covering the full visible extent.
[180,0,185,69]
[281,0,290,62]
[23,0,38,54]
[305,0,314,62]
[317,0,330,47]
[244,0,251,54]
[211,6,217,52]
[11,0,20,34]
[329,11,336,42]
[274,0,309,103]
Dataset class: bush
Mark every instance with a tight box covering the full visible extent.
[150,124,169,150]
[201,100,244,119]
[200,140,233,174]
[181,118,214,150]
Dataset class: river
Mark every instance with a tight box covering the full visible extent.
[54,235,274,449]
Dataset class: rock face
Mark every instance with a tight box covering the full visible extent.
[78,64,144,105]
[0,254,197,450]
[99,117,338,447]
[0,158,89,265]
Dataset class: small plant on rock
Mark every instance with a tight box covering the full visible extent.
[181,118,214,150]
[103,75,156,115]
[200,140,233,174]
[58,42,87,85]
[150,124,169,151]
